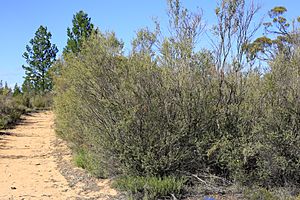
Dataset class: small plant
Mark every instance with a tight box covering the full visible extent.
[113,176,186,199]
[244,187,279,200]
[73,148,108,178]
[74,149,87,169]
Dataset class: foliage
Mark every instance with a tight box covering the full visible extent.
[213,0,261,71]
[244,187,300,200]
[53,1,300,199]
[244,188,279,200]
[246,6,300,61]
[113,176,186,200]
[30,93,53,109]
[12,84,22,97]
[0,83,26,129]
[0,79,52,130]
[63,10,95,55]
[22,25,58,94]
[55,32,216,178]
[0,99,24,129]
[73,147,105,177]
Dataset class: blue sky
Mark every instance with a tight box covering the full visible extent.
[0,0,299,87]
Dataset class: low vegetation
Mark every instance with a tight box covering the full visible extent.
[113,176,186,199]
[0,83,53,130]
[0,82,25,129]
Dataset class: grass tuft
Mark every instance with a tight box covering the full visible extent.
[113,175,186,199]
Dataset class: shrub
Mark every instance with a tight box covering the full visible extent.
[54,29,300,196]
[30,93,53,109]
[0,95,26,129]
[54,32,216,177]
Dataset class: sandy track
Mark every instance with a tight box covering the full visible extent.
[0,111,118,200]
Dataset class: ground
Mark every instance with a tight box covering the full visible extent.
[0,111,118,200]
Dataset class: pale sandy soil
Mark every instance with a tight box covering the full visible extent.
[0,111,118,200]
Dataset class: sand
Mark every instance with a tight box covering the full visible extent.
[0,111,118,200]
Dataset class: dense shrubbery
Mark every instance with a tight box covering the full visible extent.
[0,82,53,130]
[54,31,300,197]
[0,96,25,129]
[0,86,26,129]
[54,1,300,199]
[29,93,53,109]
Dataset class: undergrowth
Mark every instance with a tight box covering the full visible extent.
[113,176,186,200]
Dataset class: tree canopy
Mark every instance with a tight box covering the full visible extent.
[63,10,95,55]
[22,25,58,94]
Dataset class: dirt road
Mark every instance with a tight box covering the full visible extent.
[0,111,118,200]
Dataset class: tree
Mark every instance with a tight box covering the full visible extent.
[63,10,95,55]
[246,6,300,61]
[1,82,12,96]
[21,79,34,95]
[22,25,58,94]
[12,83,22,97]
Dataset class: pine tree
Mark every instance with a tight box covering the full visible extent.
[13,83,22,97]
[2,82,12,96]
[22,25,58,94]
[63,11,95,55]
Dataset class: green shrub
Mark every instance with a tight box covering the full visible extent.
[74,149,87,169]
[30,93,53,109]
[73,147,107,178]
[54,27,300,195]
[54,33,215,177]
[113,176,186,199]
[0,95,26,129]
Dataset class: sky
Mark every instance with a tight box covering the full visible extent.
[0,0,299,87]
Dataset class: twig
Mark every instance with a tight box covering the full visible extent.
[191,174,208,185]
[171,193,178,200]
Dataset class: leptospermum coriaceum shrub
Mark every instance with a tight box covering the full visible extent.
[54,32,212,177]
[54,32,300,190]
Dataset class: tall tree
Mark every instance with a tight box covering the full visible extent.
[22,25,58,94]
[246,6,300,61]
[63,10,95,55]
